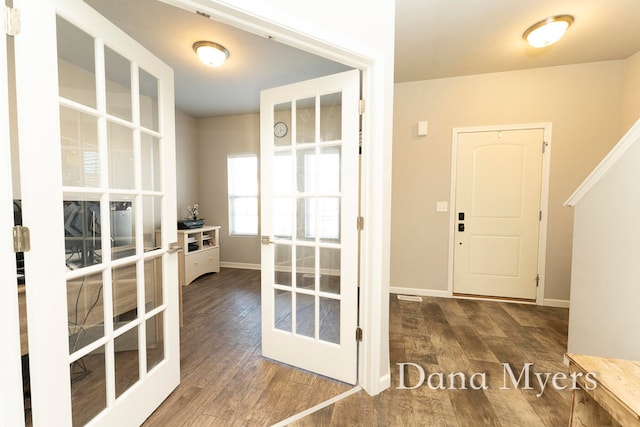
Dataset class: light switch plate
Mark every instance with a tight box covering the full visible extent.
[436,201,448,212]
[418,121,428,136]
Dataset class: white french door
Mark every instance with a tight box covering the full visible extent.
[12,0,179,425]
[260,69,360,384]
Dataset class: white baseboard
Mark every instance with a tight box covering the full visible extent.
[363,373,391,396]
[220,262,261,270]
[389,286,449,298]
[543,298,570,308]
[390,286,570,308]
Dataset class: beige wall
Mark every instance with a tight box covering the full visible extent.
[622,50,640,131]
[391,60,626,302]
[175,109,199,220]
[196,113,261,265]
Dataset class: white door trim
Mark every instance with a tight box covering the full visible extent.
[0,16,27,425]
[160,0,391,395]
[447,123,552,305]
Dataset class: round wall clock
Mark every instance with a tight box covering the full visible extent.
[274,121,288,138]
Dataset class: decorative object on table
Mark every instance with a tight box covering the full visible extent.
[186,203,199,220]
[178,203,204,229]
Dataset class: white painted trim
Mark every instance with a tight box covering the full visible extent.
[13,2,73,423]
[565,118,640,206]
[164,0,391,396]
[270,386,361,427]
[536,124,553,306]
[390,287,449,299]
[0,16,27,424]
[392,288,569,308]
[453,294,536,305]
[543,298,570,309]
[220,261,261,270]
[448,123,552,306]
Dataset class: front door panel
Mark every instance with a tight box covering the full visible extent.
[453,129,543,299]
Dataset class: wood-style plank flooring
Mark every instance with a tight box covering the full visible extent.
[143,268,352,426]
[293,294,572,426]
[145,268,571,426]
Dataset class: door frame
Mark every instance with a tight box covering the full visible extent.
[160,0,392,395]
[0,18,27,426]
[447,123,552,305]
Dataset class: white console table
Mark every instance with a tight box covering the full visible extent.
[177,225,221,285]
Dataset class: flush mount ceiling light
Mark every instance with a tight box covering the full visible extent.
[523,15,574,48]
[193,41,230,67]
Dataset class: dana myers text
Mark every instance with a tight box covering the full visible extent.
[396,362,597,397]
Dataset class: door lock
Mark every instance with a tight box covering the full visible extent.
[261,236,274,245]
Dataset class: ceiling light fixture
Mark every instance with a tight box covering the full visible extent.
[523,15,574,48]
[193,41,230,67]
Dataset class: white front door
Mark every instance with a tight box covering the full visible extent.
[453,129,544,300]
[12,1,179,425]
[260,69,360,384]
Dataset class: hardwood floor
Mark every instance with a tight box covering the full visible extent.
[292,294,572,426]
[145,268,571,426]
[143,268,352,426]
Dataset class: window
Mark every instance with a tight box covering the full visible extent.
[227,154,258,236]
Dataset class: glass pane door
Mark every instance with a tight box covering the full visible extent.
[261,70,360,384]
[12,1,179,425]
[56,14,173,425]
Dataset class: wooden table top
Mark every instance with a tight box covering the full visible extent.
[566,353,640,421]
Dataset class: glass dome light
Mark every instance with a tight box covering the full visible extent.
[193,41,230,67]
[523,15,574,48]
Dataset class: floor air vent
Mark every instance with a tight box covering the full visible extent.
[397,294,423,302]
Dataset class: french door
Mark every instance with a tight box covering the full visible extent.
[260,69,360,384]
[10,0,179,425]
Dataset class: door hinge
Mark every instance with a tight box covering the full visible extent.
[542,141,547,154]
[539,210,542,221]
[357,216,364,231]
[358,99,365,115]
[4,7,20,36]
[13,226,30,253]
[535,274,540,287]
[356,327,363,342]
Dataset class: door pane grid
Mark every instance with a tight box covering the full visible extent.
[272,93,344,344]
[262,70,358,383]
[56,18,168,422]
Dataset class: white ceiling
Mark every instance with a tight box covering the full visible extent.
[85,0,640,118]
[395,0,640,82]
[84,0,352,117]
